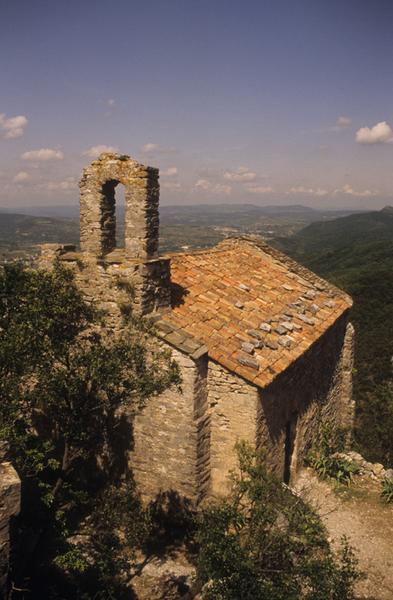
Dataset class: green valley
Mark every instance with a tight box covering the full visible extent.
[273,207,393,467]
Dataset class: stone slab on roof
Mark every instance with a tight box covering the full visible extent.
[162,237,352,388]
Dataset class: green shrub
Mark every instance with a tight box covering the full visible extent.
[309,454,360,486]
[308,423,359,486]
[196,442,361,600]
[381,477,393,503]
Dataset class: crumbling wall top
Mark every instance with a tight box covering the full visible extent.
[79,152,158,184]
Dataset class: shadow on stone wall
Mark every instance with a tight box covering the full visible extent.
[257,316,350,479]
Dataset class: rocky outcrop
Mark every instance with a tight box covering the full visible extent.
[0,462,21,596]
[334,451,392,480]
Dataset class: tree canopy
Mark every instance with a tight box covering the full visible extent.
[0,261,180,597]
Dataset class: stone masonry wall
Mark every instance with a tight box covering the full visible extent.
[257,315,354,481]
[37,244,171,321]
[79,153,159,260]
[36,245,210,503]
[131,348,209,502]
[207,315,354,494]
[0,463,20,596]
[38,152,171,320]
[207,361,260,496]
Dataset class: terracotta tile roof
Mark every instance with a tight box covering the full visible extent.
[157,238,352,388]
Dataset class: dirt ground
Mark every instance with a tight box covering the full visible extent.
[294,468,393,600]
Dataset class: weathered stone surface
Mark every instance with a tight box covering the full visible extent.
[191,345,208,360]
[236,353,259,370]
[79,153,159,260]
[132,349,210,503]
[278,335,294,348]
[165,331,186,347]
[208,362,259,495]
[241,342,255,354]
[247,329,263,340]
[38,153,172,320]
[258,319,355,482]
[131,552,196,600]
[238,283,250,291]
[260,322,272,332]
[296,313,315,325]
[324,300,336,308]
[303,290,316,299]
[0,463,20,596]
[274,325,287,335]
[335,452,390,480]
[289,301,302,309]
[252,340,264,349]
[265,339,279,350]
[309,303,320,314]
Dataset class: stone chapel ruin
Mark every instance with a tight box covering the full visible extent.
[37,152,355,502]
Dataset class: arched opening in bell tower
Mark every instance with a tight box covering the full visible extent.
[100,179,126,253]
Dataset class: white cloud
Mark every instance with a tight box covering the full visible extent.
[141,142,176,155]
[142,143,159,153]
[223,166,257,182]
[13,171,29,183]
[335,184,377,197]
[288,184,378,197]
[289,186,328,197]
[355,121,393,144]
[83,144,118,158]
[161,181,181,191]
[246,185,274,194]
[161,166,178,177]
[42,177,77,192]
[22,148,64,161]
[194,179,231,195]
[195,178,210,191]
[336,116,352,128]
[314,189,329,197]
[107,98,115,107]
[214,184,232,195]
[0,113,28,139]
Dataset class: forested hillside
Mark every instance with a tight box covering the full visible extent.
[0,212,78,246]
[273,207,393,467]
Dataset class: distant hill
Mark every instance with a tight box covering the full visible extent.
[273,207,393,466]
[0,204,362,255]
[275,208,393,264]
[0,213,79,247]
[1,202,360,223]
[0,205,79,219]
[159,203,360,225]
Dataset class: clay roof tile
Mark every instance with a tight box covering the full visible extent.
[164,237,352,387]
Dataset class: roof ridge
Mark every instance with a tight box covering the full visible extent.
[212,236,351,303]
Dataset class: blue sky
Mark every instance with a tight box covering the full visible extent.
[1,0,393,209]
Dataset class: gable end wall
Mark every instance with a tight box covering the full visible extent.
[207,315,354,494]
